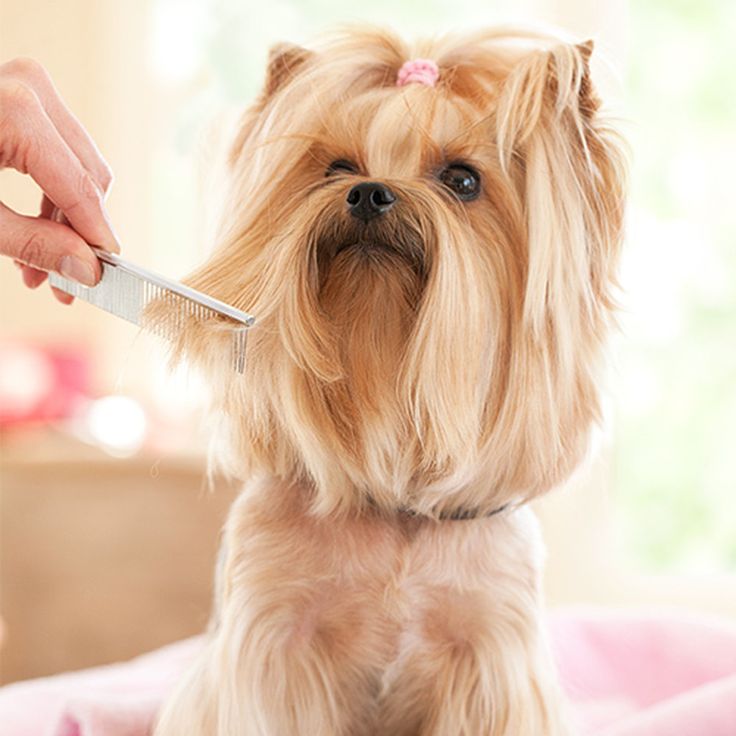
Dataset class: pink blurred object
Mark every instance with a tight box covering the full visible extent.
[0,638,199,736]
[0,341,90,427]
[0,610,735,736]
[548,610,736,734]
[396,58,439,87]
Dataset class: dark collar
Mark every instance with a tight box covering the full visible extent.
[365,493,515,522]
[398,502,512,521]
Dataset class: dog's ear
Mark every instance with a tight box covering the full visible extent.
[572,40,599,118]
[229,43,314,165]
[496,39,625,339]
[262,42,314,99]
[496,40,599,161]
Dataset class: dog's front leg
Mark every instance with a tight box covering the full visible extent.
[156,483,400,736]
[378,604,572,736]
[377,510,574,736]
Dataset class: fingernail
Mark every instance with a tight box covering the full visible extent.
[101,208,121,253]
[59,256,97,287]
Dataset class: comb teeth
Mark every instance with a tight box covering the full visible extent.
[48,249,254,373]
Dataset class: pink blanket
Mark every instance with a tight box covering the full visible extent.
[1,609,735,735]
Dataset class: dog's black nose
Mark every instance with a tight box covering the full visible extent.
[346,182,396,222]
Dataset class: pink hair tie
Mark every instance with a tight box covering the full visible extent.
[396,58,439,88]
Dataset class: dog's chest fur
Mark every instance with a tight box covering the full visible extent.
[217,479,545,699]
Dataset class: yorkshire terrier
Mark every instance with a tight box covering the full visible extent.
[154,26,625,736]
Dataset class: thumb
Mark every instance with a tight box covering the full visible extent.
[0,201,101,286]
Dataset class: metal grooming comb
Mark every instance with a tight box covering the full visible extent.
[48,248,255,373]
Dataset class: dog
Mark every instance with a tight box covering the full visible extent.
[153,26,626,736]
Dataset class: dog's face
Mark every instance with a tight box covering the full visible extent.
[177,28,626,517]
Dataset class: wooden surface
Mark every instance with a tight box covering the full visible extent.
[0,442,238,684]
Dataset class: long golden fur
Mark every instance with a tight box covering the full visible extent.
[154,25,626,736]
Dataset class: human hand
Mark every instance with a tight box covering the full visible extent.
[0,58,119,304]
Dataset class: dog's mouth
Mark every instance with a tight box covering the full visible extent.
[333,239,404,258]
[317,229,428,281]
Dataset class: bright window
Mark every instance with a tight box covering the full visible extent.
[613,0,736,573]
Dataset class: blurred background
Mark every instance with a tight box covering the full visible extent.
[1,0,734,684]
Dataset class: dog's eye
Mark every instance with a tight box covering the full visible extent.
[326,159,359,176]
[438,164,481,201]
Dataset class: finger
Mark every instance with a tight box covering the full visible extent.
[0,58,113,195]
[38,201,83,306]
[37,197,73,304]
[19,248,75,301]
[51,287,75,305]
[0,201,101,285]
[0,80,119,252]
[39,193,55,219]
[21,264,48,288]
